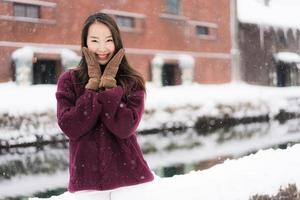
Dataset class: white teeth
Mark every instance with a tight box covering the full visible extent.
[98,54,108,59]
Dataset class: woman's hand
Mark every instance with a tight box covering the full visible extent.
[82,47,102,91]
[99,48,125,90]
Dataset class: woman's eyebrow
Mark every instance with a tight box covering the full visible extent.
[89,35,112,39]
[89,36,99,39]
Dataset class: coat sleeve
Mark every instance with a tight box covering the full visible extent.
[55,71,103,140]
[97,85,145,139]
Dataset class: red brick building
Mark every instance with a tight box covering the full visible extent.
[0,0,232,86]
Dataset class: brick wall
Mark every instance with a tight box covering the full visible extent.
[0,0,232,84]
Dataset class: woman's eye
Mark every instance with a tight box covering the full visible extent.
[91,40,98,42]
[107,39,113,42]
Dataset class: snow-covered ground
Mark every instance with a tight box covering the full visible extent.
[1,81,300,199]
[25,144,300,200]
[1,81,300,146]
[2,81,300,118]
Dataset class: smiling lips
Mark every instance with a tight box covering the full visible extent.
[97,54,109,60]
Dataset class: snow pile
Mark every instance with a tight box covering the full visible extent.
[0,82,60,145]
[1,81,300,119]
[28,144,300,200]
[237,0,300,30]
[0,82,57,114]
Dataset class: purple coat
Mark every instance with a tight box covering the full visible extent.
[55,70,154,192]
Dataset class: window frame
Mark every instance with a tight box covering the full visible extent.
[165,0,181,15]
[100,9,146,33]
[196,25,210,36]
[115,15,135,30]
[188,20,218,40]
[13,2,41,19]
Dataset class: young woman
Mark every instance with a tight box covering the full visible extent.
[55,12,154,194]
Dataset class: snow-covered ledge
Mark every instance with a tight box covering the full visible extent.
[151,53,195,87]
[11,46,79,85]
[274,52,300,63]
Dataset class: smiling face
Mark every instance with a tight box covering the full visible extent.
[86,22,116,65]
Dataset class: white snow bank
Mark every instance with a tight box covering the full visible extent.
[29,144,300,200]
[2,81,300,118]
[2,81,300,136]
[2,81,300,147]
[0,81,57,114]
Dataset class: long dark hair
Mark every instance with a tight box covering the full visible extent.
[74,12,145,96]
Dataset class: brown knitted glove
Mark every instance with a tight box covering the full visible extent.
[99,48,125,90]
[82,47,102,91]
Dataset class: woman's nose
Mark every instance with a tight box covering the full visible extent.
[96,43,106,52]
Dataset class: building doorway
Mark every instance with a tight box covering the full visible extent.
[276,61,291,87]
[161,63,182,86]
[33,60,58,84]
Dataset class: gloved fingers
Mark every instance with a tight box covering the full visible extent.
[89,66,101,78]
[99,76,117,89]
[99,80,104,89]
[113,48,125,66]
[103,48,125,77]
[85,78,100,90]
[82,47,98,67]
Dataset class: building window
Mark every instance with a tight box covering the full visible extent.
[115,15,135,29]
[13,3,40,18]
[196,26,209,36]
[165,0,180,15]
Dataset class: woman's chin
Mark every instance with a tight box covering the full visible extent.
[98,60,108,65]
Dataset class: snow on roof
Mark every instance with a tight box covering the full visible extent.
[237,0,300,30]
[274,52,300,63]
[151,53,195,68]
